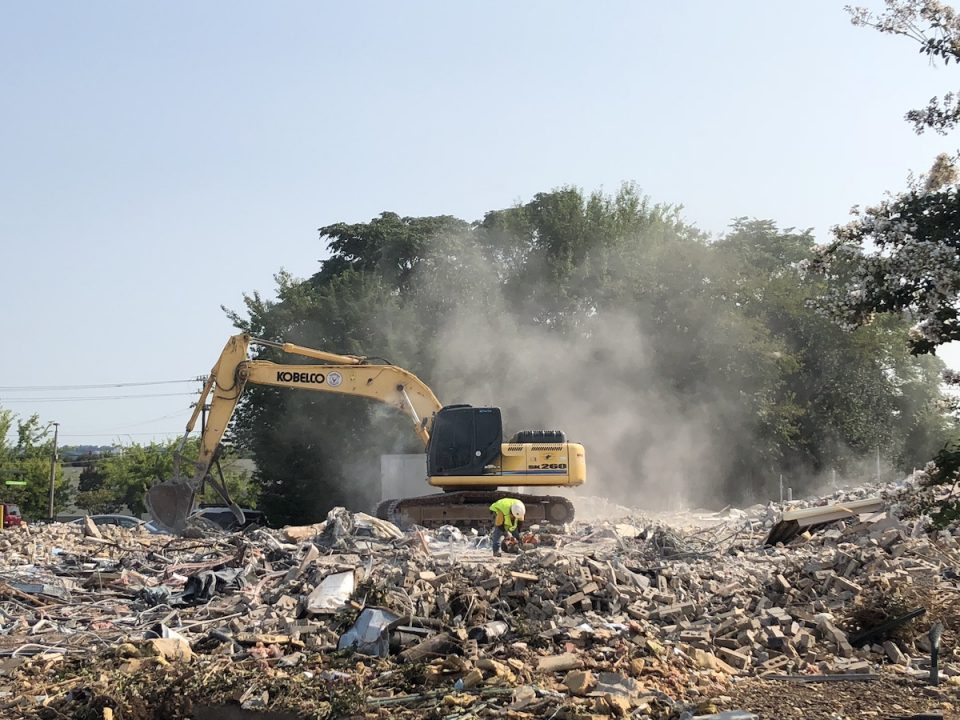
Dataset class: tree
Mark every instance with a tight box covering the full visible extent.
[849,0,960,134]
[806,2,960,520]
[0,411,71,520]
[814,2,960,354]
[88,438,257,517]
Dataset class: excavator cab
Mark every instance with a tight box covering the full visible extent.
[427,405,502,477]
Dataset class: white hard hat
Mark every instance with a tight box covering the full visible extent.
[511,501,526,519]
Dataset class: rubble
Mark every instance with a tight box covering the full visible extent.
[0,490,955,719]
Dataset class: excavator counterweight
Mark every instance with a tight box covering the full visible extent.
[145,334,585,534]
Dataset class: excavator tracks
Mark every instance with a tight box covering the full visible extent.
[375,491,575,530]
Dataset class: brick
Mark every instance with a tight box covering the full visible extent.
[796,632,816,652]
[816,617,848,647]
[768,636,795,654]
[832,576,862,595]
[679,630,711,644]
[778,615,801,631]
[510,571,539,582]
[658,602,695,619]
[691,648,737,674]
[883,641,907,665]
[717,647,752,670]
[715,618,739,636]
[760,655,791,672]
[764,626,785,641]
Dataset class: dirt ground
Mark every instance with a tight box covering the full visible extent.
[11,653,960,720]
[721,674,958,719]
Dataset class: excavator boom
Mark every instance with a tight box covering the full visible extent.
[146,334,441,533]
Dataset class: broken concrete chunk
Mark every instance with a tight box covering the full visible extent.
[143,638,192,663]
[478,658,516,683]
[460,668,483,689]
[538,652,583,673]
[691,649,736,674]
[563,668,595,695]
[282,522,326,542]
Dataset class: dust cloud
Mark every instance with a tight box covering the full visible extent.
[426,307,734,511]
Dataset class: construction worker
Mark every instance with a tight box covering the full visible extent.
[489,498,525,557]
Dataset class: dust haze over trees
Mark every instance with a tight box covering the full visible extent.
[227,185,957,527]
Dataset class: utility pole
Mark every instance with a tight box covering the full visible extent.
[47,422,59,520]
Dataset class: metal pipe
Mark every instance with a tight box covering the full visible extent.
[399,386,421,426]
[46,422,59,520]
[251,335,364,365]
[930,621,943,686]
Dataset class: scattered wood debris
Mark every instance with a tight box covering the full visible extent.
[0,484,956,719]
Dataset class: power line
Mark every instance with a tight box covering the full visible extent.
[0,392,198,402]
[60,431,182,438]
[0,379,200,392]
[3,406,193,446]
[91,409,191,431]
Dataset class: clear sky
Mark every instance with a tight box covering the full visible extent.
[1,1,957,446]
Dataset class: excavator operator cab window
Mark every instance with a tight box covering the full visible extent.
[428,405,502,476]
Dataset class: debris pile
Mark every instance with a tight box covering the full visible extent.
[0,488,956,719]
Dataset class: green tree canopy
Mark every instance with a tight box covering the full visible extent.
[76,438,258,517]
[0,410,71,520]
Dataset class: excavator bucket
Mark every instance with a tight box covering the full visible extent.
[145,480,196,535]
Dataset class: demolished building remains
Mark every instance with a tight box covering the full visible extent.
[0,476,958,719]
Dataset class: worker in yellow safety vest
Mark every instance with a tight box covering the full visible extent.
[489,497,526,557]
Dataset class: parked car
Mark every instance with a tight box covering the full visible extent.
[189,506,266,531]
[70,514,149,530]
[70,514,163,533]
[0,503,23,528]
[141,520,170,534]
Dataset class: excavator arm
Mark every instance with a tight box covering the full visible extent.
[146,333,442,534]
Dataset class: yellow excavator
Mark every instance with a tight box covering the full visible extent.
[145,334,586,534]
